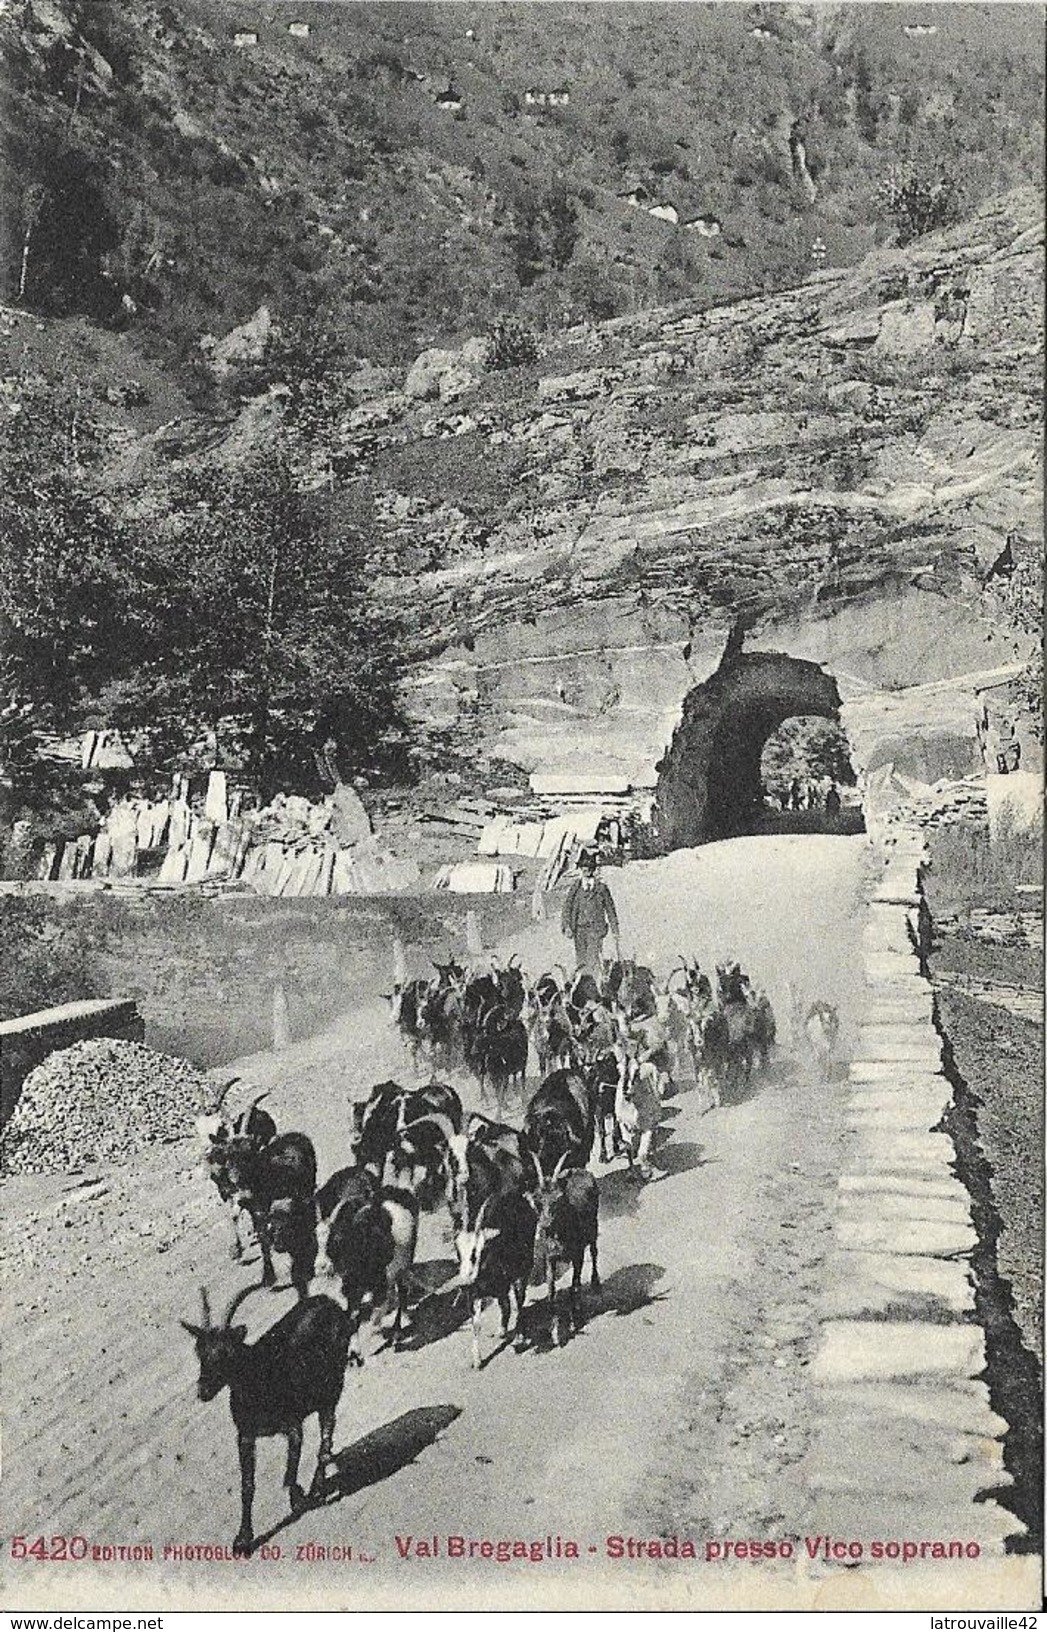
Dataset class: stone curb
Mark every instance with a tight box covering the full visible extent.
[803,824,1023,1553]
[820,1249,976,1320]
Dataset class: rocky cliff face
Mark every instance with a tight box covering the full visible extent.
[7,187,1038,811]
[354,188,1041,790]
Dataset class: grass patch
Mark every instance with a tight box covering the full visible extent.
[927,810,1043,917]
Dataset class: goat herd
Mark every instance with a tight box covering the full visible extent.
[182,954,837,1557]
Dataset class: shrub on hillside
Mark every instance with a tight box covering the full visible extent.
[879,165,963,247]
[484,317,540,370]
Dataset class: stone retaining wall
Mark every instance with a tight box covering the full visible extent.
[801,824,1027,1561]
[0,999,144,1124]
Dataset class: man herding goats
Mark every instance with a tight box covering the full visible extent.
[560,850,620,975]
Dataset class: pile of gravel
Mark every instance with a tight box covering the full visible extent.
[2,1038,215,1176]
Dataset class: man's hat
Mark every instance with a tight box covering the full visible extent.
[578,849,598,873]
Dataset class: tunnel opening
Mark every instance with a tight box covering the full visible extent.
[652,643,864,851]
[755,716,862,834]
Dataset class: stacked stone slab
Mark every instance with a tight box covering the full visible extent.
[802,823,1025,1562]
[35,785,420,898]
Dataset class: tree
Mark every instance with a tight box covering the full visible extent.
[0,896,104,1020]
[15,182,45,302]
[485,316,539,370]
[984,546,1044,746]
[229,308,359,443]
[761,717,856,791]
[0,377,133,724]
[10,131,120,318]
[106,449,409,796]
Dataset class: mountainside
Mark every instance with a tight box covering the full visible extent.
[1,5,1042,833]
[4,182,1040,815]
[4,0,1043,380]
[355,185,1042,784]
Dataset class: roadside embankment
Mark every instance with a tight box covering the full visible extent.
[802,824,1041,1579]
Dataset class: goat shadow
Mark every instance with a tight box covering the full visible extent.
[597,1260,669,1319]
[669,1074,706,1098]
[527,1260,668,1352]
[249,1404,462,1552]
[330,1403,462,1499]
[654,1139,713,1180]
[718,1061,778,1108]
[394,1258,469,1354]
[597,1140,710,1216]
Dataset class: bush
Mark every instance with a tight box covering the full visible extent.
[878,165,963,247]
[0,898,103,1023]
[484,316,540,370]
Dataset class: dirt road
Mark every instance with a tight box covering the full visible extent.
[3,835,873,1610]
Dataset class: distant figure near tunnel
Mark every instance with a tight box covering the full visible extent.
[651,635,857,851]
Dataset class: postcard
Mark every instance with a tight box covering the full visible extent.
[1,0,1042,1612]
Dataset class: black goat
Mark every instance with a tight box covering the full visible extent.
[533,1159,600,1346]
[462,972,501,1076]
[219,1132,317,1287]
[454,1187,536,1370]
[523,1070,592,1175]
[181,1284,351,1557]
[349,1081,462,1178]
[313,1185,419,1352]
[389,979,432,1064]
[265,1198,317,1299]
[453,1133,531,1230]
[347,1080,406,1171]
[419,970,465,1068]
[316,1164,378,1226]
[474,1004,528,1111]
[526,989,576,1078]
[582,1050,622,1163]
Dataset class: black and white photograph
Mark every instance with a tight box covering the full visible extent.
[0,0,1043,1614]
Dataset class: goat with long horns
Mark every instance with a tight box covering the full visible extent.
[181,1283,352,1556]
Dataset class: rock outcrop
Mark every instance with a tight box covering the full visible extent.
[307,187,1040,789]
[199,305,274,380]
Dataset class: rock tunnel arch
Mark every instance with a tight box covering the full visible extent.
[652,647,846,850]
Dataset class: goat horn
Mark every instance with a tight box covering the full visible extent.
[222,1281,266,1329]
[213,1076,241,1111]
[248,1090,271,1112]
[199,1287,212,1327]
[551,1151,571,1182]
[532,1152,547,1188]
